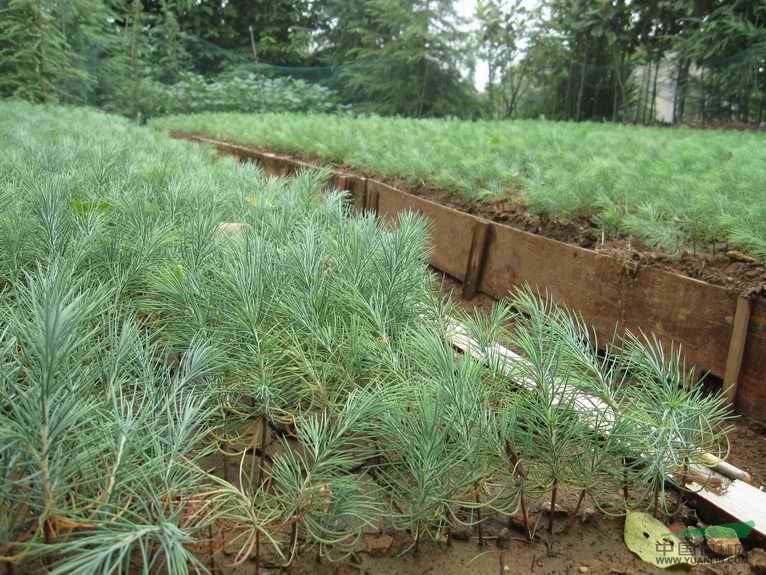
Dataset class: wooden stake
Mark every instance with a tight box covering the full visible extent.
[723,295,751,405]
[365,183,379,214]
[354,177,368,214]
[463,221,491,300]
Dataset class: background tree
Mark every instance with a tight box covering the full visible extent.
[0,0,764,123]
[475,0,534,118]
[0,0,91,102]
[338,0,479,117]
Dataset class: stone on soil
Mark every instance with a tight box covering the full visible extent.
[705,525,743,557]
[363,533,394,557]
[748,547,766,574]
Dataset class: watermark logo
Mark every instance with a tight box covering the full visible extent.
[662,520,755,540]
[652,521,755,566]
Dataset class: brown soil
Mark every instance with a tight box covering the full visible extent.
[436,272,498,316]
[282,515,753,575]
[726,417,766,490]
[204,449,757,575]
[194,134,766,295]
[203,446,756,575]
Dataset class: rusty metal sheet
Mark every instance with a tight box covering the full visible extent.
[369,179,475,281]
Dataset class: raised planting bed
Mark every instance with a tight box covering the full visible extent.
[150,113,766,292]
[170,133,766,424]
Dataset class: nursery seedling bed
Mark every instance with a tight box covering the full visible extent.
[170,133,766,424]
[9,104,762,575]
[172,131,766,546]
[167,132,766,293]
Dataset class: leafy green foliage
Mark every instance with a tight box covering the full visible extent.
[154,73,343,115]
[329,0,479,117]
[0,0,90,102]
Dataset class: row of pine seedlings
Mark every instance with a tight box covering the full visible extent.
[0,102,732,574]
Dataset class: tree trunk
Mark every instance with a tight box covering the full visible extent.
[576,46,589,121]
[674,57,691,123]
[612,63,620,122]
[487,59,495,118]
[701,67,707,124]
[565,61,574,118]
[641,60,652,124]
[636,64,647,123]
[649,59,660,123]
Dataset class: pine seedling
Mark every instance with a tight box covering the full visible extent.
[505,288,609,538]
[267,389,388,565]
[617,333,733,517]
[376,324,496,555]
[428,337,498,547]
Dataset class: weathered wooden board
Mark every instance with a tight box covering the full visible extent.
[370,179,475,282]
[464,221,491,299]
[724,296,753,404]
[333,174,367,213]
[480,222,739,383]
[481,222,626,338]
[621,267,737,380]
[737,297,766,417]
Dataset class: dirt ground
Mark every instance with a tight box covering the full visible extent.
[210,468,756,575]
[282,517,754,575]
[726,418,766,490]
